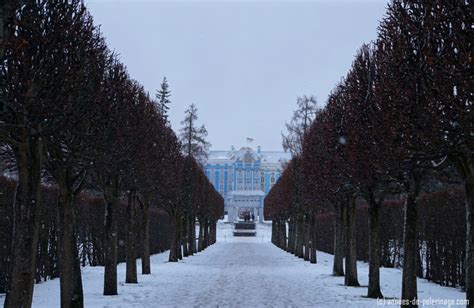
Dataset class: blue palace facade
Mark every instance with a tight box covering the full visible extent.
[205,146,290,222]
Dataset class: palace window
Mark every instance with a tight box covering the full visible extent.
[253,176,259,189]
[245,178,251,190]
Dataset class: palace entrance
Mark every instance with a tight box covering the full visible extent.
[226,190,265,223]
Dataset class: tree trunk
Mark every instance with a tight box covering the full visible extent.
[286,217,295,254]
[57,183,84,308]
[182,214,189,257]
[288,218,295,254]
[214,222,217,243]
[401,173,421,307]
[294,218,299,256]
[449,152,474,307]
[169,214,179,262]
[203,220,210,249]
[103,186,119,295]
[209,222,215,245]
[333,202,345,276]
[276,220,282,249]
[177,217,183,260]
[465,173,474,308]
[190,215,197,254]
[310,215,317,264]
[277,219,288,251]
[4,133,43,308]
[188,215,194,256]
[198,219,204,252]
[344,197,360,287]
[367,192,383,298]
[416,241,423,279]
[209,222,214,245]
[274,220,280,248]
[271,220,277,245]
[214,222,217,244]
[296,215,304,258]
[140,198,151,275]
[304,216,310,261]
[125,191,137,284]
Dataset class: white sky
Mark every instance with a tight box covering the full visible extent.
[85,0,388,151]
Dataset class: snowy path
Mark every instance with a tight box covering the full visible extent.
[0,222,466,307]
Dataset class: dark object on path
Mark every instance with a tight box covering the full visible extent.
[233,222,257,237]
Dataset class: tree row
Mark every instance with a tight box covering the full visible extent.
[0,1,223,308]
[266,1,471,307]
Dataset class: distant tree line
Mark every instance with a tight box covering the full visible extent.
[266,1,471,307]
[0,1,223,308]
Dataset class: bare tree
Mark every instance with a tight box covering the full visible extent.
[41,2,107,307]
[282,95,319,157]
[179,103,211,167]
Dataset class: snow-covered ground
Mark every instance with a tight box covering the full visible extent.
[0,221,466,307]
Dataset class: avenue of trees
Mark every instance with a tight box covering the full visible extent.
[0,1,223,308]
[266,1,471,307]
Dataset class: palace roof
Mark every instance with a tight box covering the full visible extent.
[207,147,291,166]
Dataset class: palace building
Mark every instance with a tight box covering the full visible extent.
[205,146,290,222]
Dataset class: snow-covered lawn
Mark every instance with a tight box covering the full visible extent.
[0,221,466,307]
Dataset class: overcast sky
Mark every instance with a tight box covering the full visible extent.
[85,0,388,151]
